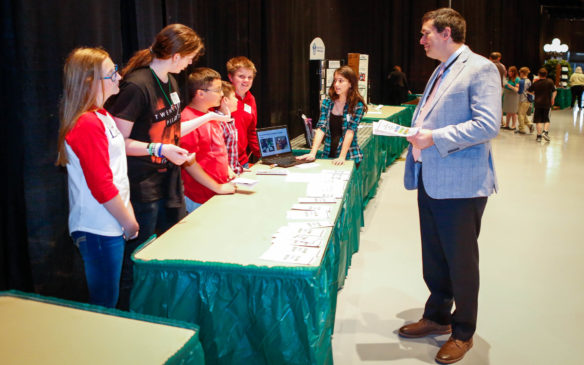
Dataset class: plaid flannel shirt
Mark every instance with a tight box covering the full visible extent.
[316,98,364,164]
[221,121,243,174]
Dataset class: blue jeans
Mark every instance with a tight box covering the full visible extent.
[185,196,202,213]
[118,198,186,310]
[72,231,124,308]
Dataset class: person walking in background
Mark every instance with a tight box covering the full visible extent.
[516,67,535,134]
[502,66,520,130]
[569,66,584,110]
[400,8,500,364]
[56,48,139,308]
[387,65,410,105]
[528,68,556,142]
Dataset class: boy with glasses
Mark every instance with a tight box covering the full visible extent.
[180,68,236,213]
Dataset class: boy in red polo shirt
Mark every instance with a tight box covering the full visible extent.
[226,56,261,167]
[180,68,236,212]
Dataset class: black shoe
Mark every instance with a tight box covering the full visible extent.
[542,131,550,141]
[536,135,542,142]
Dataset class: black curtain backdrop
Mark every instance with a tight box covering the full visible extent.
[0,0,577,301]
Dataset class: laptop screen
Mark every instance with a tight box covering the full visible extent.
[257,126,292,157]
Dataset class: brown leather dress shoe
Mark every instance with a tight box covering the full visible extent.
[398,318,452,338]
[435,336,473,364]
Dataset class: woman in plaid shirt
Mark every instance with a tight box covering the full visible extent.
[297,66,368,166]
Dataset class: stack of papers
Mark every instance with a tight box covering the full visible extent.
[298,197,337,204]
[260,245,323,265]
[260,221,333,265]
[372,120,418,137]
[232,177,259,189]
[256,169,288,175]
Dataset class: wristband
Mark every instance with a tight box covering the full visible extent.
[147,143,153,156]
[157,143,163,158]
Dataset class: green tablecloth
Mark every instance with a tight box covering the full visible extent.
[0,290,204,365]
[554,88,571,109]
[130,161,362,365]
[292,105,414,205]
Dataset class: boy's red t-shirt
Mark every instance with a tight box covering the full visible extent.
[180,106,230,204]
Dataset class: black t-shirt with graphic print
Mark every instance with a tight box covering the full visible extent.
[105,67,183,206]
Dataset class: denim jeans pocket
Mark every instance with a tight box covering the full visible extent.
[71,231,87,249]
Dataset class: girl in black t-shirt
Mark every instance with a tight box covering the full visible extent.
[106,23,230,310]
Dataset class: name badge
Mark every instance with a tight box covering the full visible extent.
[244,103,252,114]
[170,92,180,105]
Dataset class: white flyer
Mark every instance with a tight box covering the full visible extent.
[372,119,418,137]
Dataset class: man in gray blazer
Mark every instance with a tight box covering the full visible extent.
[398,8,501,364]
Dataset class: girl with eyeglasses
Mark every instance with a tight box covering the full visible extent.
[56,47,139,308]
[105,24,230,310]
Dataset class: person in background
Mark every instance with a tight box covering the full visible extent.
[528,68,556,142]
[226,56,261,168]
[502,66,520,130]
[296,65,367,166]
[387,65,410,105]
[218,81,245,175]
[180,68,236,213]
[516,67,535,134]
[56,47,139,308]
[489,52,506,127]
[569,66,584,110]
[400,8,500,364]
[489,52,506,86]
[106,24,229,310]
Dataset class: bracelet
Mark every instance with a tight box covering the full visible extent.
[157,143,163,158]
[147,143,153,156]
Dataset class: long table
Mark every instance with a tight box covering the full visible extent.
[130,160,362,365]
[292,105,413,205]
[0,291,204,364]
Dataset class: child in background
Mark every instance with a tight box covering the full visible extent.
[180,68,236,212]
[528,68,557,142]
[226,56,261,167]
[516,67,535,134]
[218,81,244,175]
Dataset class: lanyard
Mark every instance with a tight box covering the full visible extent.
[150,67,172,106]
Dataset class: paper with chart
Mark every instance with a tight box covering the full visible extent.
[373,119,418,137]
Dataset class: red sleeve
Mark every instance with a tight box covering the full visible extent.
[66,112,118,204]
[180,108,200,154]
[247,95,261,157]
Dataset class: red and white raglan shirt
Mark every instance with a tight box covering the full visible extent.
[232,91,261,165]
[65,109,130,236]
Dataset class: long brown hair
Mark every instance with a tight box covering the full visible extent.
[328,65,368,115]
[56,47,109,166]
[121,24,204,76]
[508,66,518,80]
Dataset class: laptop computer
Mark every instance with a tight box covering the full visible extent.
[256,125,303,167]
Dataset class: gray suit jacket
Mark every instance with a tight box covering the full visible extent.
[404,46,501,199]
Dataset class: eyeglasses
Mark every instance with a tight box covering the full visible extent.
[202,88,223,94]
[103,64,119,82]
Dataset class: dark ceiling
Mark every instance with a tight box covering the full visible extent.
[540,0,584,19]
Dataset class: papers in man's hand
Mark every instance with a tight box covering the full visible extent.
[373,120,418,137]
[231,177,258,189]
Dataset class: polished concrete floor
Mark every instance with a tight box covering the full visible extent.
[332,107,584,364]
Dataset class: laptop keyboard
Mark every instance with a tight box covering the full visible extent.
[262,155,300,167]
